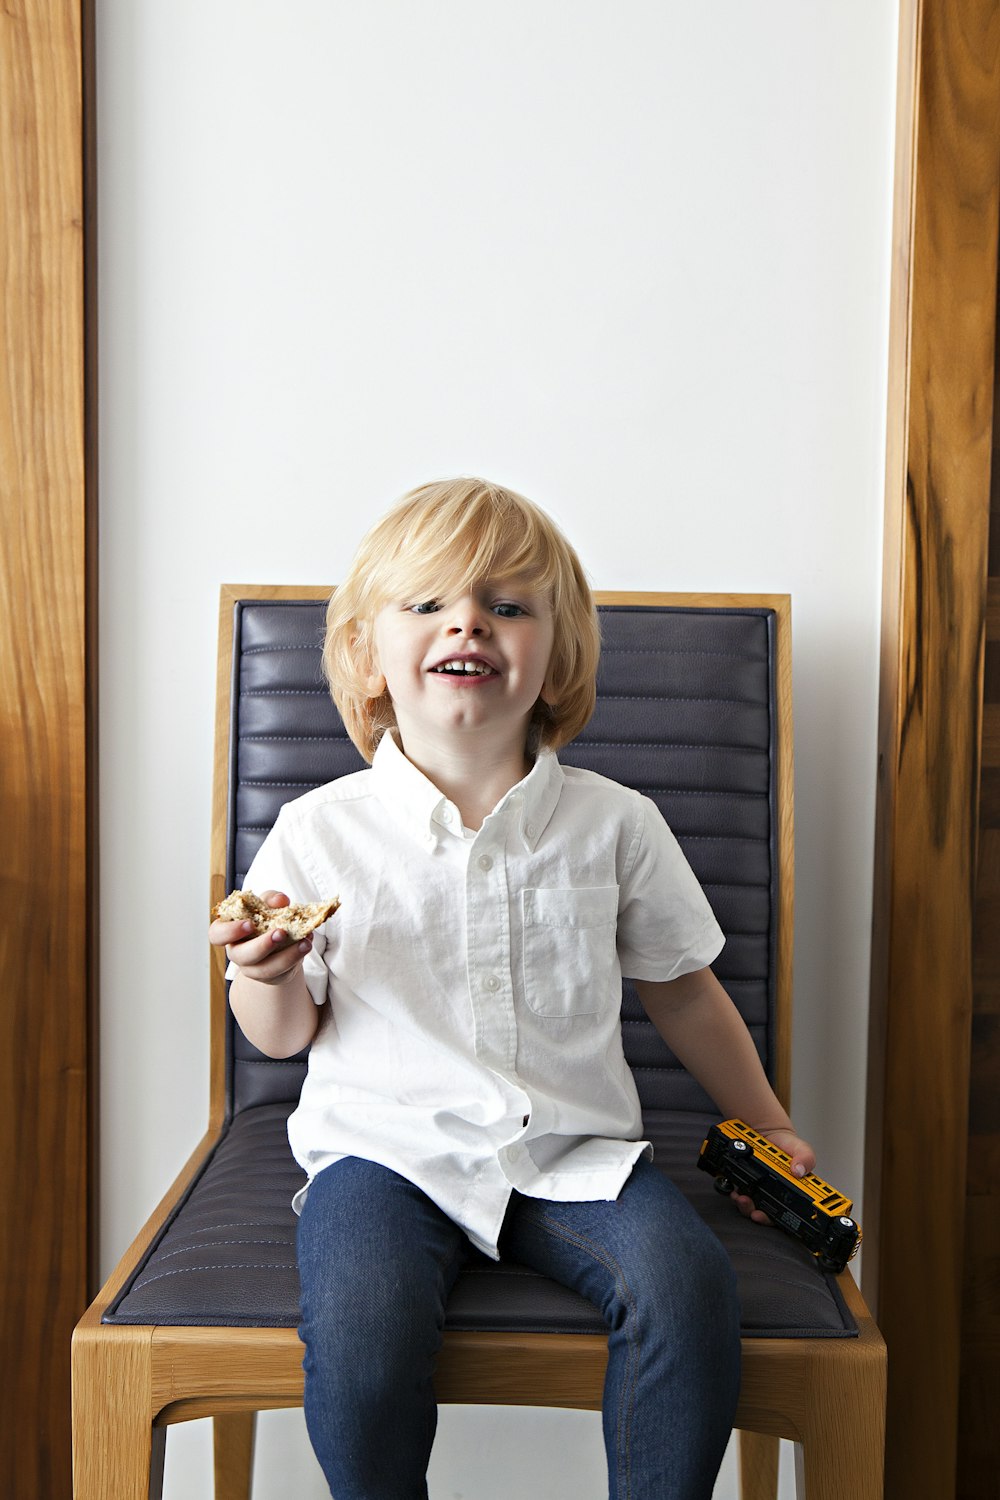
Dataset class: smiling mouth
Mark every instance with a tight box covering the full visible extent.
[430,660,497,677]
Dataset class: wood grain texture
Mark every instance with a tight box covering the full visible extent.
[957,277,1000,1500]
[1,2,92,1495]
[737,1431,779,1500]
[72,1319,165,1499]
[866,1,1000,1496]
[213,1412,256,1500]
[863,0,920,1299]
[74,1280,881,1500]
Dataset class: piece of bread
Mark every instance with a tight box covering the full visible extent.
[212,889,340,939]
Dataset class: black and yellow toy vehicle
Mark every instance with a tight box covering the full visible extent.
[697,1119,862,1274]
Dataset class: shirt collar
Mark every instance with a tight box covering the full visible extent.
[371,731,563,852]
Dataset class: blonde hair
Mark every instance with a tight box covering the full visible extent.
[324,477,600,762]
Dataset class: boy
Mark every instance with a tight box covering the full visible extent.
[210,477,814,1500]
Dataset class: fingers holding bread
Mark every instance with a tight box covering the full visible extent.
[209,888,339,984]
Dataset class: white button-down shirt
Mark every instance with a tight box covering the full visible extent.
[239,733,724,1257]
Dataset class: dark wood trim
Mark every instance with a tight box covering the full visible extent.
[865,2,1000,1495]
[0,2,95,1492]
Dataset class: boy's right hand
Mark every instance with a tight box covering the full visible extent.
[209,889,313,986]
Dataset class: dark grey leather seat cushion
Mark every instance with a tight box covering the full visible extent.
[105,1103,856,1338]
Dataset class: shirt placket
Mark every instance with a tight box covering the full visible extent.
[465,819,528,1135]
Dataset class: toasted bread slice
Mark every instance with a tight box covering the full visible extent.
[212,889,340,939]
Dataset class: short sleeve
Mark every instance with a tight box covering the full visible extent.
[615,796,724,980]
[224,806,332,1008]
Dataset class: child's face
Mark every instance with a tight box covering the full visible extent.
[370,577,556,760]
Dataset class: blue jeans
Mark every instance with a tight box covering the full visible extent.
[297,1156,740,1500]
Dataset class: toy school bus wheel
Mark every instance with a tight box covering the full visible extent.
[818,1218,860,1273]
[713,1137,750,1196]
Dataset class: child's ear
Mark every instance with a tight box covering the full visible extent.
[362,645,386,697]
[352,625,387,698]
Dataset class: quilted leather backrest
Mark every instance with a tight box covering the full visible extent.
[224,599,781,1116]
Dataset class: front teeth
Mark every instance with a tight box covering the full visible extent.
[435,661,492,674]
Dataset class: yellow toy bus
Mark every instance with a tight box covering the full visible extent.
[697,1119,862,1273]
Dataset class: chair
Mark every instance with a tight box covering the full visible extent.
[72,587,885,1500]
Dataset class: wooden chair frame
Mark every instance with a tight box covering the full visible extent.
[72,588,885,1499]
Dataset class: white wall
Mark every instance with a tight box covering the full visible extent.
[97,3,899,1495]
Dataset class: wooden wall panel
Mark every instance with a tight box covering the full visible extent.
[958,518,1000,1488]
[866,2,1000,1496]
[0,2,94,1495]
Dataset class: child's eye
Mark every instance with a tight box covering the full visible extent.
[492,601,526,618]
[408,600,440,615]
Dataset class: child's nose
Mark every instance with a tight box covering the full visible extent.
[446,596,490,637]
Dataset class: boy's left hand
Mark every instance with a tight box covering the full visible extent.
[730,1126,817,1226]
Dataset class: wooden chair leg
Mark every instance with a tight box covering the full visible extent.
[214,1411,257,1500]
[738,1430,780,1500]
[735,1276,886,1500]
[72,1323,163,1500]
[149,1429,166,1500]
[791,1367,886,1500]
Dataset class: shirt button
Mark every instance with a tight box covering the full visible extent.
[477,854,493,872]
[439,806,453,824]
[524,822,537,839]
[483,974,501,992]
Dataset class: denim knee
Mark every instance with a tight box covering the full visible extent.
[621,1211,738,1351]
[300,1243,436,1380]
[295,1159,468,1498]
[296,1158,464,1390]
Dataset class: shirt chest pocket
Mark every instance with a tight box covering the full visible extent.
[521,886,620,1017]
